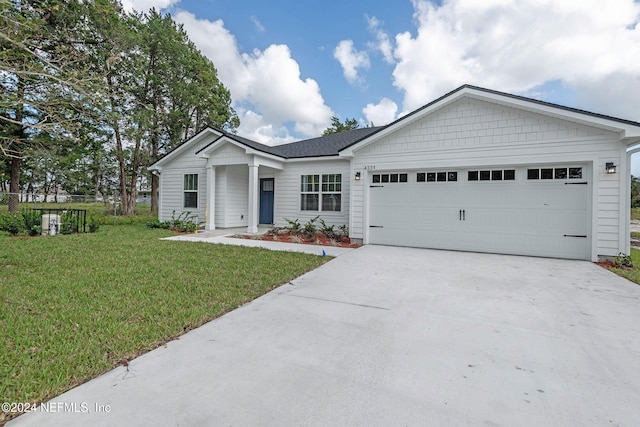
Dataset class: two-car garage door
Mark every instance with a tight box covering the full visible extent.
[368,165,591,260]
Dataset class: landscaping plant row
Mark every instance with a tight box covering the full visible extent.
[268,216,349,242]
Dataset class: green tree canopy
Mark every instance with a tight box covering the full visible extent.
[1,1,239,214]
[322,116,359,135]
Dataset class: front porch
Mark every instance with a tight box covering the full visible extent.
[201,160,282,234]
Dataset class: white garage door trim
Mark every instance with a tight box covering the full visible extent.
[365,164,592,260]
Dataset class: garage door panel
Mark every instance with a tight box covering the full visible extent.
[368,165,590,260]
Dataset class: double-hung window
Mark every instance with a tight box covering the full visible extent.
[300,174,342,212]
[184,174,198,208]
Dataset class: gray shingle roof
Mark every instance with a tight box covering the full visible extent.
[217,126,383,159]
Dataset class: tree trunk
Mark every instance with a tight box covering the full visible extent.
[113,123,131,215]
[94,172,101,199]
[125,133,142,216]
[9,78,25,214]
[151,173,158,214]
[8,156,21,214]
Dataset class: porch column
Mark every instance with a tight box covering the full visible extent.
[247,164,259,233]
[206,165,216,230]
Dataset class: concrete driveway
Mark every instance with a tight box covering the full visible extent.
[9,246,640,426]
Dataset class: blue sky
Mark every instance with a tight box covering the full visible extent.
[123,0,640,173]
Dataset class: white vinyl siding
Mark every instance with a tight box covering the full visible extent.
[273,160,350,229]
[350,97,624,260]
[208,143,252,166]
[157,138,209,224]
[224,165,249,227]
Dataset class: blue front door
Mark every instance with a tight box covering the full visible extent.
[259,178,274,224]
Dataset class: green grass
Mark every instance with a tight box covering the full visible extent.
[0,224,329,415]
[631,208,640,221]
[606,248,640,284]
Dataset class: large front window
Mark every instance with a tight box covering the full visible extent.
[300,174,342,212]
[184,174,198,208]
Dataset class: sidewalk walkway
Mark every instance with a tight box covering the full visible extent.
[161,228,356,257]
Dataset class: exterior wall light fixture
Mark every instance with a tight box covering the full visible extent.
[605,162,616,174]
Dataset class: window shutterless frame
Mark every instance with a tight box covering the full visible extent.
[183,173,198,208]
[300,174,342,212]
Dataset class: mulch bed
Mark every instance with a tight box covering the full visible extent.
[594,260,632,270]
[233,231,360,249]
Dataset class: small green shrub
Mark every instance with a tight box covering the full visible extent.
[318,218,338,240]
[615,252,634,268]
[21,209,43,236]
[146,219,169,229]
[0,212,25,235]
[284,217,302,234]
[60,211,78,235]
[338,224,349,238]
[166,210,198,233]
[302,216,319,240]
[88,214,100,233]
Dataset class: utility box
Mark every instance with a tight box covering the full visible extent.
[41,214,61,236]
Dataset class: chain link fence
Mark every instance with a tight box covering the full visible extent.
[0,192,153,208]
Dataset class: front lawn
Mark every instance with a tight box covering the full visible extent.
[0,225,328,418]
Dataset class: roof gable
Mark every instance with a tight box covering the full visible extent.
[340,85,640,156]
[149,127,223,170]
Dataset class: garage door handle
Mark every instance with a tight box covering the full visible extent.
[370,185,384,188]
[459,209,462,221]
[564,234,587,238]
[459,209,466,221]
[565,182,588,185]
[370,225,384,228]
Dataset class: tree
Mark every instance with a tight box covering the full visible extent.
[102,9,238,216]
[0,0,109,212]
[322,116,359,135]
[2,3,239,215]
[138,10,238,215]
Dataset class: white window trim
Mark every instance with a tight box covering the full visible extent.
[300,173,342,212]
[183,173,198,209]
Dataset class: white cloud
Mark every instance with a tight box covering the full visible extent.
[390,0,640,119]
[251,16,265,33]
[363,98,398,126]
[175,11,334,141]
[573,73,640,122]
[236,109,297,145]
[334,40,371,84]
[120,0,180,12]
[367,16,394,64]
